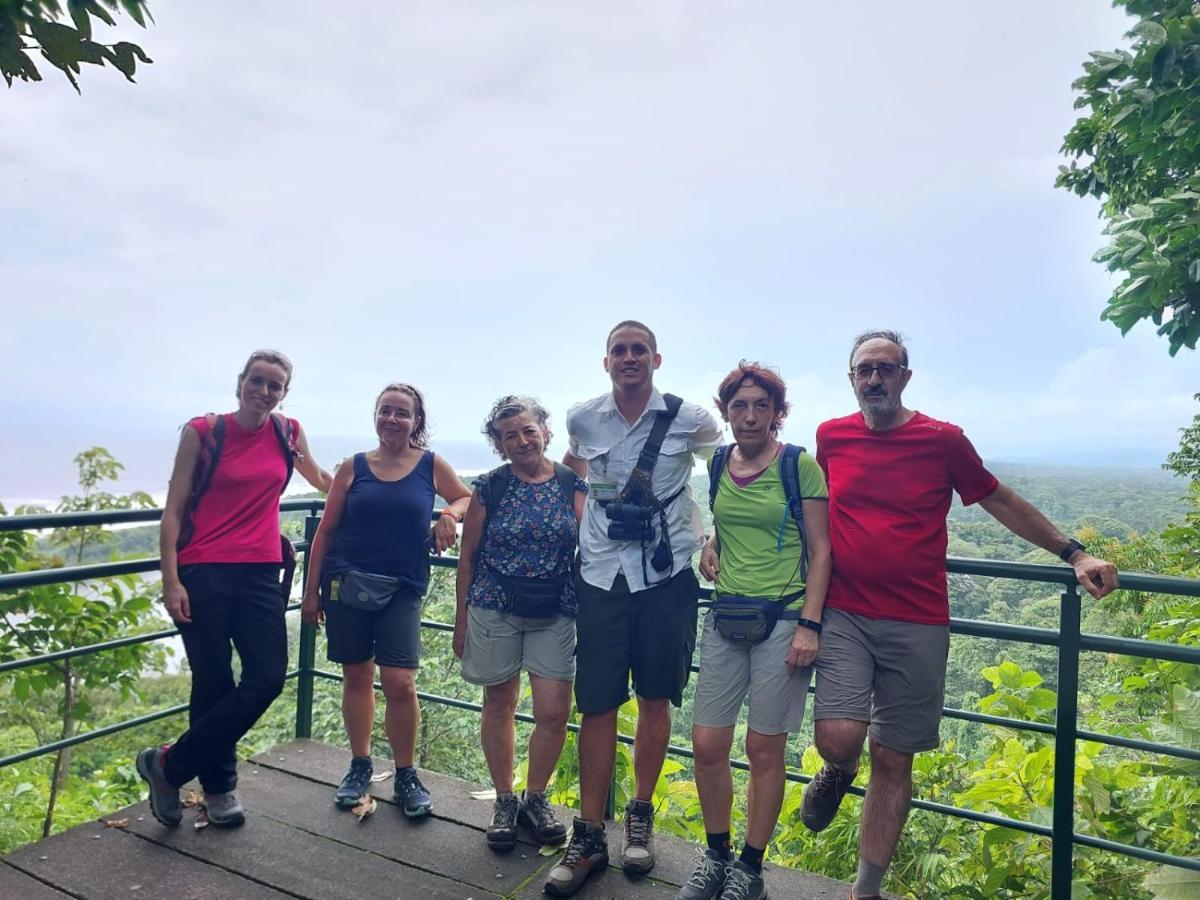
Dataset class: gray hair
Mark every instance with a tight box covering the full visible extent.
[482,395,552,457]
[849,330,909,368]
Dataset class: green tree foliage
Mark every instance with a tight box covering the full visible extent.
[1165,394,1200,481]
[1,0,152,92]
[1058,1,1200,355]
[0,448,163,838]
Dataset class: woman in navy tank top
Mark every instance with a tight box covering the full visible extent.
[303,383,471,816]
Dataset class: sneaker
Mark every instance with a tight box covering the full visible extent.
[800,762,856,833]
[204,790,246,828]
[621,798,656,875]
[135,746,182,827]
[677,847,732,899]
[519,790,567,845]
[719,860,767,900]
[394,767,432,818]
[544,818,609,897]
[335,756,374,808]
[487,792,520,851]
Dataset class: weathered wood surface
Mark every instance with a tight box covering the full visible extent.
[2,738,866,899]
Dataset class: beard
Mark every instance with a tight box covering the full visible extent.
[857,389,901,422]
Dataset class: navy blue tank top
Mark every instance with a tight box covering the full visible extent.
[325,451,436,594]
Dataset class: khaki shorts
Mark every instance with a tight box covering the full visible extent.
[813,608,950,754]
[692,612,812,736]
[461,605,576,686]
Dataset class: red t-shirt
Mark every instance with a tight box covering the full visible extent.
[816,411,998,625]
[176,414,297,566]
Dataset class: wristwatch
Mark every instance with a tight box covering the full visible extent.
[797,618,823,634]
[1059,538,1086,563]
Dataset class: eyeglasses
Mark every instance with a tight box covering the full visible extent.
[850,363,906,381]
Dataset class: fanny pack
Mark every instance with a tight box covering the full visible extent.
[332,570,406,612]
[712,592,802,645]
[492,567,566,620]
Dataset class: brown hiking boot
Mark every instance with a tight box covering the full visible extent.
[800,762,856,832]
[544,818,608,896]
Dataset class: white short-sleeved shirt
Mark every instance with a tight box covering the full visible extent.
[567,387,723,593]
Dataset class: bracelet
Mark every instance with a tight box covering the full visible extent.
[797,618,823,634]
[1058,538,1086,563]
[438,509,461,524]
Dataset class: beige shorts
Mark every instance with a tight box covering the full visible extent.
[814,608,950,754]
[460,605,576,686]
[692,612,812,736]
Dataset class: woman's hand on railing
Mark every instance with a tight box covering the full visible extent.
[787,626,818,671]
[430,513,459,554]
[162,580,191,624]
[301,589,323,627]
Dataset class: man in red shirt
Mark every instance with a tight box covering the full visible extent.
[804,330,1118,900]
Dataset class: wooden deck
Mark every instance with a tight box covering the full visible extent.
[1,739,863,899]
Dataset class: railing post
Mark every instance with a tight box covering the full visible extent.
[295,510,320,740]
[1051,581,1081,899]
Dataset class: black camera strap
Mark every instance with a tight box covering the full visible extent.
[618,393,683,506]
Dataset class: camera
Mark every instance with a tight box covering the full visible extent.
[605,502,655,542]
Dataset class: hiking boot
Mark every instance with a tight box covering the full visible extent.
[135,746,182,827]
[719,860,767,900]
[204,790,246,828]
[394,766,432,818]
[800,762,856,832]
[335,756,374,808]
[677,847,732,899]
[487,792,520,851]
[519,790,567,845]
[544,818,609,897]
[622,798,656,875]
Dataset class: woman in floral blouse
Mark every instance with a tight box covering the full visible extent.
[454,395,586,853]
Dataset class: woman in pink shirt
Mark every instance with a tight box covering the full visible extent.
[137,349,332,829]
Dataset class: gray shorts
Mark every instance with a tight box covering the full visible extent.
[813,608,950,754]
[692,612,813,736]
[460,605,576,686]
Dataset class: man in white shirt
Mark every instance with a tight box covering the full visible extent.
[545,321,723,897]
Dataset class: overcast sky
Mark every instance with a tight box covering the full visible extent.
[3,1,1199,503]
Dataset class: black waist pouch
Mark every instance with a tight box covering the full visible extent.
[334,570,405,612]
[712,594,796,645]
[495,570,566,619]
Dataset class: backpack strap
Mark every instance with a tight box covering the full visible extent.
[708,444,732,512]
[552,462,578,510]
[632,393,683,476]
[270,413,297,494]
[777,443,808,579]
[177,413,225,551]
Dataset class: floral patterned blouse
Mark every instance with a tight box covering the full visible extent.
[466,468,588,616]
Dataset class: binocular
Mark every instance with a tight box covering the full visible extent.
[605,502,655,542]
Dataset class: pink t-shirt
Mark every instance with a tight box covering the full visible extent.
[176,414,297,565]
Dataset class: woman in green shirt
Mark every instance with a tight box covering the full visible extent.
[679,362,832,900]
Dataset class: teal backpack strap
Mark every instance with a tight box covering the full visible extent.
[777,443,808,580]
[708,444,732,512]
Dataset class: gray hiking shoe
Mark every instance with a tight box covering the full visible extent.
[800,762,856,832]
[622,798,656,875]
[678,847,732,899]
[394,766,432,818]
[519,790,566,845]
[204,790,246,828]
[719,860,767,900]
[544,818,608,897]
[335,756,374,808]
[487,792,520,851]
[135,746,182,827]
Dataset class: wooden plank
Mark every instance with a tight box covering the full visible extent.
[122,795,501,900]
[230,762,548,895]
[3,823,288,900]
[250,739,568,839]
[0,861,73,899]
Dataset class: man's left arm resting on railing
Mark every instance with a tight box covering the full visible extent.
[978,482,1119,599]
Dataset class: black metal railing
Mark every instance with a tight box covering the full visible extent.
[1,502,1198,897]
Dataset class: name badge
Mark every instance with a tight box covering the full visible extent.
[590,480,619,502]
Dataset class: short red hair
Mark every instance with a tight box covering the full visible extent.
[714,361,789,435]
